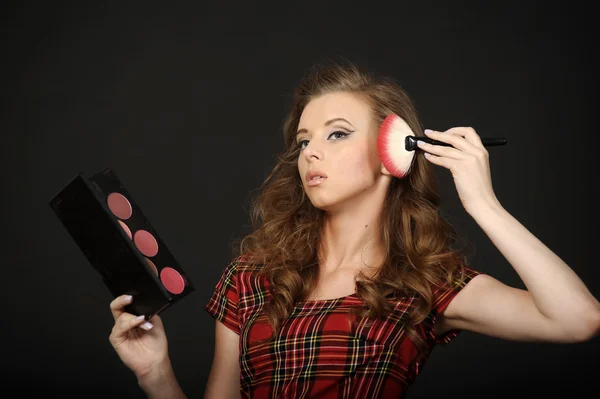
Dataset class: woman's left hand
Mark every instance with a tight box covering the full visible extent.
[417,127,500,214]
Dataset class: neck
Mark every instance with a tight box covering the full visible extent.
[319,198,386,275]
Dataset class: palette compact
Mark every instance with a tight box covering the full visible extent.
[49,168,194,320]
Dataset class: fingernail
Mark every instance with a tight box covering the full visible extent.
[424,129,432,134]
[125,295,132,303]
[141,322,153,330]
[136,315,145,321]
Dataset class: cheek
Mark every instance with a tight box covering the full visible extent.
[335,148,375,181]
[297,156,306,173]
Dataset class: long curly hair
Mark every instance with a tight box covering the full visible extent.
[238,60,470,355]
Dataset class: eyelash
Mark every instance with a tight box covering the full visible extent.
[297,131,350,150]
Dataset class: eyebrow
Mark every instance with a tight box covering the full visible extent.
[296,118,355,136]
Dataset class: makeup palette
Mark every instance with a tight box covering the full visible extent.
[49,168,194,320]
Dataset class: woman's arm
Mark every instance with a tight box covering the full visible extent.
[204,320,242,399]
[438,201,600,343]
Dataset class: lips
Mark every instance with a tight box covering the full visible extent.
[305,170,327,187]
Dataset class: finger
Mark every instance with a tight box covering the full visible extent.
[118,313,153,332]
[110,313,153,342]
[109,314,152,346]
[443,127,489,159]
[417,139,464,160]
[423,152,453,169]
[443,127,484,147]
[109,294,133,321]
[424,129,480,154]
[146,315,163,329]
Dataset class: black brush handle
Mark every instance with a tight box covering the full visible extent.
[405,136,507,151]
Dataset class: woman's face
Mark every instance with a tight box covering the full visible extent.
[296,91,389,212]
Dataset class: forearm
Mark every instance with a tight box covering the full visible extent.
[469,200,600,331]
[137,360,187,399]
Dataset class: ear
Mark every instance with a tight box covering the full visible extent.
[380,163,392,176]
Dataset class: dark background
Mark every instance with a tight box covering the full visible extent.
[2,1,598,397]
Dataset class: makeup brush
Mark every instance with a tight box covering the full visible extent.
[377,113,507,178]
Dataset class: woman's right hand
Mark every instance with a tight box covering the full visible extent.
[108,295,170,379]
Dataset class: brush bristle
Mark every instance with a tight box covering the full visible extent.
[377,114,416,178]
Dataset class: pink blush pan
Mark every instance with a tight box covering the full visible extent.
[160,267,185,294]
[134,230,159,257]
[145,258,159,276]
[118,220,132,239]
[107,193,132,220]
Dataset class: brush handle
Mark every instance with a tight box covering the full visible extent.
[405,136,507,151]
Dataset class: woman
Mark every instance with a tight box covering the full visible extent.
[108,61,600,398]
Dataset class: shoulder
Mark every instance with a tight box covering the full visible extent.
[220,253,263,275]
[417,263,484,344]
[227,253,264,278]
[217,253,267,299]
[430,264,483,312]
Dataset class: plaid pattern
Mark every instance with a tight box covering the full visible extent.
[205,256,481,398]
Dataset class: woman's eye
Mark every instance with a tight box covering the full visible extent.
[297,131,348,150]
[329,131,348,140]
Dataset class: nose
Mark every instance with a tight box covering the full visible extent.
[303,141,322,162]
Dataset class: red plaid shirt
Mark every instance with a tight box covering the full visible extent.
[205,256,481,398]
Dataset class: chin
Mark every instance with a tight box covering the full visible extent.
[307,197,332,211]
[305,183,381,213]
[305,190,352,213]
[304,190,333,211]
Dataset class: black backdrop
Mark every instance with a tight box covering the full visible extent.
[2,1,598,398]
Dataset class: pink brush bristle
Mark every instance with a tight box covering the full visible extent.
[377,114,417,178]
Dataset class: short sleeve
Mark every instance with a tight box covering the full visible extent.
[427,265,482,345]
[204,260,241,335]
